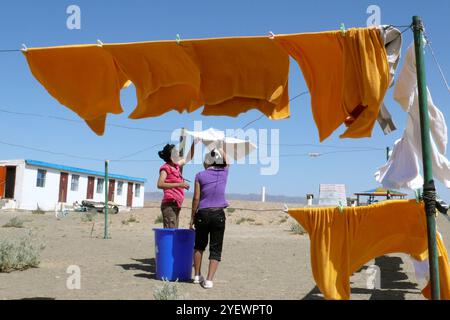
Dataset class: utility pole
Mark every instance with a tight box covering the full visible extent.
[413,15,440,299]
[104,160,110,239]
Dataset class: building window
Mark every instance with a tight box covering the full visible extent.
[36,169,46,188]
[135,184,141,197]
[117,181,123,196]
[71,175,80,192]
[97,178,104,194]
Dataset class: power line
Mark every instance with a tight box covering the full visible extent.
[114,142,166,160]
[277,143,384,150]
[0,140,104,162]
[0,108,173,133]
[241,90,309,129]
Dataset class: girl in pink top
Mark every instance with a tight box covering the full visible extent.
[157,141,197,228]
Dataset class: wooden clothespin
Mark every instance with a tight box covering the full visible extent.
[340,23,347,36]
[21,44,28,52]
[337,201,344,213]
[282,203,289,213]
[414,189,422,203]
[268,31,275,40]
[175,34,182,45]
[97,39,104,47]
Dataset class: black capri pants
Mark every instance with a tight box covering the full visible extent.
[194,208,226,261]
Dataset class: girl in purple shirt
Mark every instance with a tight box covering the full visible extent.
[190,148,229,289]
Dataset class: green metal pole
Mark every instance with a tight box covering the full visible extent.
[104,160,109,239]
[412,15,440,300]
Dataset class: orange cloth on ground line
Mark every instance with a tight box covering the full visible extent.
[275,27,389,141]
[288,200,450,300]
[103,41,203,119]
[422,232,450,299]
[23,45,130,135]
[182,37,290,120]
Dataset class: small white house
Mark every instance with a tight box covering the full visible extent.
[0,159,146,211]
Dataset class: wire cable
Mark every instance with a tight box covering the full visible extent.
[424,33,450,93]
[0,108,172,133]
[241,91,309,129]
[0,140,104,162]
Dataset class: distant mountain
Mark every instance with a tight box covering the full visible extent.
[145,191,311,204]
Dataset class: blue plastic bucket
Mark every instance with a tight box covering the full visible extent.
[153,228,195,281]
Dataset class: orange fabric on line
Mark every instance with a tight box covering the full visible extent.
[276,27,390,141]
[103,41,203,119]
[23,45,129,135]
[182,37,290,120]
[104,37,290,120]
[288,200,450,300]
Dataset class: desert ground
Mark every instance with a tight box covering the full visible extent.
[0,199,449,300]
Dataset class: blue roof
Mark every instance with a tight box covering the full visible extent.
[25,160,146,183]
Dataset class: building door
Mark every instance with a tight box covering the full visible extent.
[0,166,6,198]
[86,176,95,199]
[127,182,133,207]
[4,166,16,199]
[108,179,115,202]
[58,172,69,203]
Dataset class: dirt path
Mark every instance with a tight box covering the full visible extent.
[0,202,448,300]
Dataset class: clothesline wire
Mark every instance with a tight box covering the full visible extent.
[0,49,21,53]
[0,23,413,54]
[240,90,309,129]
[424,32,450,93]
[142,205,284,212]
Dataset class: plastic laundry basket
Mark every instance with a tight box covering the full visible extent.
[153,228,195,281]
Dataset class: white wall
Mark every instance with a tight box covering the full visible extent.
[133,183,145,208]
[8,163,145,210]
[20,165,61,210]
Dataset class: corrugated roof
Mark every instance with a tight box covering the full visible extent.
[25,160,146,183]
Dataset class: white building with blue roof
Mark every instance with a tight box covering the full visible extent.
[0,159,146,211]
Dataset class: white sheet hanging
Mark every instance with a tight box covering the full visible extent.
[185,128,257,160]
[375,43,450,189]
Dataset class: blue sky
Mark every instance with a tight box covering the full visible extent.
[0,0,449,199]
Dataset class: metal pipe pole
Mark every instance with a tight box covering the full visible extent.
[104,160,109,239]
[179,127,187,174]
[412,15,440,299]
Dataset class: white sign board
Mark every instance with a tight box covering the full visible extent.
[319,184,347,207]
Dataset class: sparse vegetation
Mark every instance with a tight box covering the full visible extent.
[122,215,139,225]
[236,217,255,225]
[289,220,306,235]
[279,217,288,224]
[81,211,97,222]
[32,204,45,215]
[226,208,236,213]
[154,215,164,224]
[2,217,25,228]
[153,280,183,300]
[0,233,45,272]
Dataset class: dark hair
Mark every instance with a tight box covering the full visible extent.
[158,144,176,163]
[207,149,227,168]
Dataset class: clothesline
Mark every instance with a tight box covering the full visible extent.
[20,26,394,138]
[0,138,386,164]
